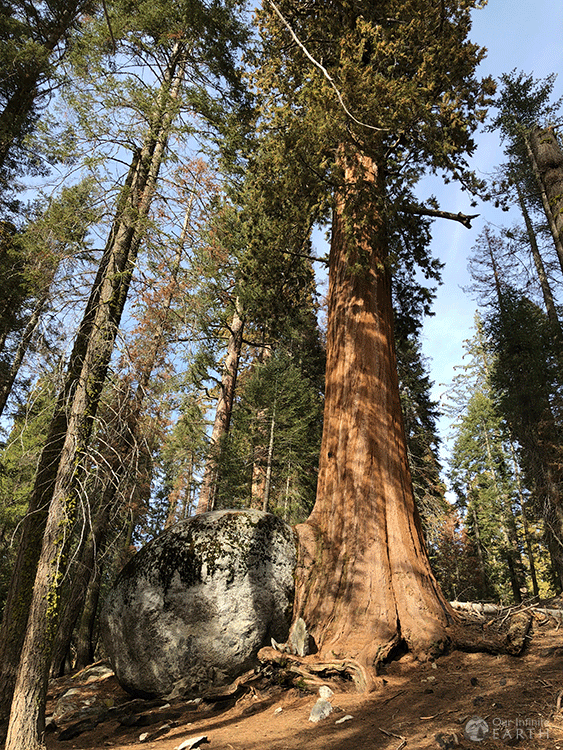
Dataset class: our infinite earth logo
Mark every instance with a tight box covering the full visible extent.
[464,716,490,742]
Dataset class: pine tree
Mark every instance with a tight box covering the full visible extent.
[0,178,101,417]
[0,0,99,214]
[1,2,249,744]
[491,71,563,273]
[484,289,563,591]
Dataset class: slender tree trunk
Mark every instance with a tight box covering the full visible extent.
[262,404,276,513]
[515,181,563,342]
[510,443,539,598]
[0,293,49,418]
[165,454,195,528]
[544,496,563,594]
[197,299,245,513]
[470,500,490,599]
[293,147,453,686]
[0,146,143,729]
[3,49,186,750]
[250,439,266,510]
[49,500,110,676]
[74,549,105,670]
[521,508,540,599]
[481,428,525,602]
[526,127,563,272]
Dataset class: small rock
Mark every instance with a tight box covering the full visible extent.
[319,685,333,699]
[175,736,209,750]
[435,732,459,749]
[44,716,57,733]
[499,678,506,686]
[52,687,110,725]
[78,663,114,683]
[57,718,100,741]
[139,723,173,742]
[472,696,484,706]
[119,714,140,727]
[470,677,478,686]
[432,662,438,670]
[288,617,310,656]
[309,698,333,723]
[274,707,283,715]
[335,715,354,725]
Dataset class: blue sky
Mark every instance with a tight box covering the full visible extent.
[421,0,563,449]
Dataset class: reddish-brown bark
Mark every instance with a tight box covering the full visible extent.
[293,147,454,685]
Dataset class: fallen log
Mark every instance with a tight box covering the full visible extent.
[450,600,563,622]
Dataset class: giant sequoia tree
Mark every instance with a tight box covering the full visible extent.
[251,0,493,683]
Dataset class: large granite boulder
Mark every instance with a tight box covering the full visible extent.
[101,510,297,698]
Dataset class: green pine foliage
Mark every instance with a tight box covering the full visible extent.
[214,347,324,522]
[445,321,555,601]
[0,376,57,614]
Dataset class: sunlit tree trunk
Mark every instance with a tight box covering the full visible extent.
[293,147,454,686]
[262,406,276,513]
[515,181,563,342]
[197,299,244,513]
[526,127,563,272]
[74,555,104,670]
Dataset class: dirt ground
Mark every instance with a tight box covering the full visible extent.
[44,611,563,750]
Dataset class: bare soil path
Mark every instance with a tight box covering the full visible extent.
[44,615,563,750]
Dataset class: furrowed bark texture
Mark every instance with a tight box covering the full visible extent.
[527,126,563,272]
[294,149,454,683]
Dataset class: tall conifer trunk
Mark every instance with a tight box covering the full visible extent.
[293,148,453,684]
[3,48,186,749]
[515,181,563,342]
[526,127,563,271]
[197,300,245,513]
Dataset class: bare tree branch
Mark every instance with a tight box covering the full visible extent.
[402,205,479,228]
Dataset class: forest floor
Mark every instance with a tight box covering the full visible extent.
[44,606,563,750]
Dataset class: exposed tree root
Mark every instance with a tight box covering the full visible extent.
[255,608,533,697]
[256,646,383,693]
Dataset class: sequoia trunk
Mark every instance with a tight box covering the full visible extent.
[293,148,453,683]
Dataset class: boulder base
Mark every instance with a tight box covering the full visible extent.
[102,510,297,698]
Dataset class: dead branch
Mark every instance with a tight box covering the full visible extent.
[402,206,479,228]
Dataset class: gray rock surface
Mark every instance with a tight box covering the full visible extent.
[308,698,333,723]
[102,510,297,698]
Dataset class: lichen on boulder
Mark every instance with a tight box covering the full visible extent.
[101,510,297,698]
